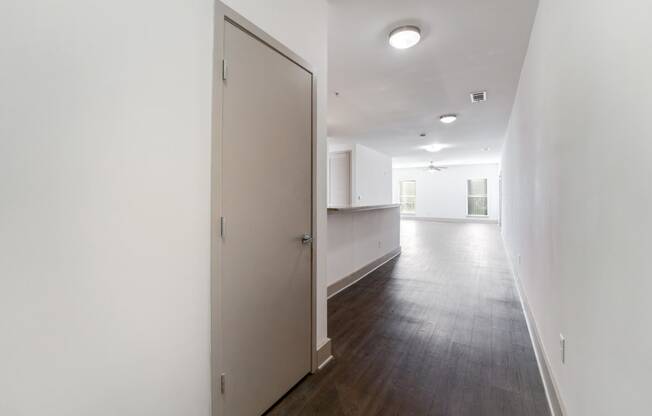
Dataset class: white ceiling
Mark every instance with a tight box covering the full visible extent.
[327,0,539,168]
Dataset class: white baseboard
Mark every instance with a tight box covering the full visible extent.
[504,237,566,416]
[327,247,401,298]
[316,338,333,370]
[401,216,498,224]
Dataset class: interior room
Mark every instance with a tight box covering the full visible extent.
[1,0,650,415]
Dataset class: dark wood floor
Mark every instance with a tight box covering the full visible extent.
[268,220,550,416]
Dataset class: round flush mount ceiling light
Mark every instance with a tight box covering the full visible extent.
[440,114,457,124]
[423,144,446,153]
[389,25,421,49]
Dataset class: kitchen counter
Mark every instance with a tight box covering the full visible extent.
[327,203,401,297]
[327,203,400,213]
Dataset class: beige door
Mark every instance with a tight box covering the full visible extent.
[220,21,313,416]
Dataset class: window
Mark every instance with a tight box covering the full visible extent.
[399,180,416,214]
[467,178,488,216]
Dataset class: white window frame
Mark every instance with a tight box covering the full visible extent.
[467,178,488,217]
[399,180,417,215]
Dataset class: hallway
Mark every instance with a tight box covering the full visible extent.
[268,220,550,416]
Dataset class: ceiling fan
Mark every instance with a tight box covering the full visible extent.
[426,161,448,173]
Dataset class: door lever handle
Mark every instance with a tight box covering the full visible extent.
[301,234,313,245]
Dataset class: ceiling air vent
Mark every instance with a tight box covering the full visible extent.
[470,91,487,103]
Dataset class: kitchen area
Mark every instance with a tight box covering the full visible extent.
[326,143,400,297]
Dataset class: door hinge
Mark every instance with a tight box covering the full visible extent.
[220,373,226,394]
[220,216,225,238]
[222,60,228,81]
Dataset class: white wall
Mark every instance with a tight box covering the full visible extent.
[328,143,392,206]
[501,0,652,415]
[328,151,351,206]
[354,144,393,206]
[0,1,328,414]
[393,164,500,221]
[327,207,400,287]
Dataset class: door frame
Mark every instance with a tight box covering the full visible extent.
[210,2,318,415]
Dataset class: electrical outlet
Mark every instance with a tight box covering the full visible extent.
[560,334,566,364]
[378,240,382,248]
[517,254,522,265]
